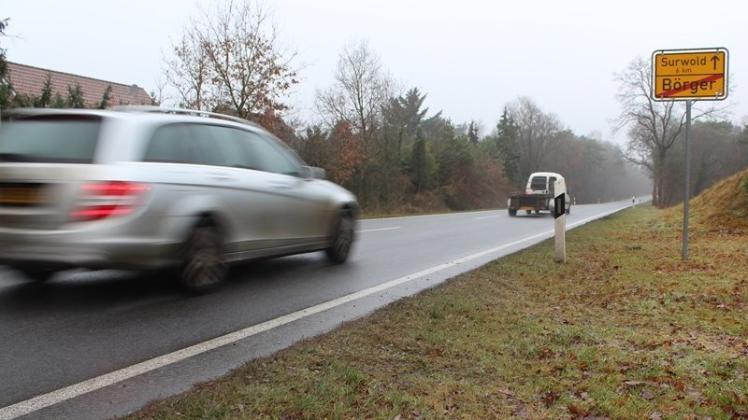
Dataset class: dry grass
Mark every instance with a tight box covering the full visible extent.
[130,206,748,419]
[361,192,451,219]
[668,168,748,235]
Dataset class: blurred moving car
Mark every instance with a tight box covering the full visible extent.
[0,107,358,293]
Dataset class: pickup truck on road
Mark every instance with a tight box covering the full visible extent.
[508,172,571,217]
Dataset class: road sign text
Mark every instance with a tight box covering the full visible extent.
[652,49,728,101]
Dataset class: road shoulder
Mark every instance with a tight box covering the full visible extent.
[129,206,748,418]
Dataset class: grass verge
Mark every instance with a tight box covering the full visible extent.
[131,206,747,419]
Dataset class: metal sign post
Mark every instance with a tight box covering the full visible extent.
[682,101,692,260]
[651,47,728,261]
[553,178,567,263]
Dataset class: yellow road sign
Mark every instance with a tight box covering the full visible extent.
[652,48,728,101]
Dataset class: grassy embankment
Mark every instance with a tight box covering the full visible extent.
[132,171,748,419]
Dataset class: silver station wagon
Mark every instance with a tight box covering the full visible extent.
[0,107,358,293]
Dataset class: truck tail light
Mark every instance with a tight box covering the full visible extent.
[71,181,150,221]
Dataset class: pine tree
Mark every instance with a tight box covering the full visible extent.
[401,88,429,139]
[468,121,479,145]
[66,83,85,108]
[98,84,112,109]
[495,107,521,186]
[33,74,53,107]
[408,129,435,193]
[51,93,66,108]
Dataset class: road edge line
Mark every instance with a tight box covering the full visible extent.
[0,203,635,420]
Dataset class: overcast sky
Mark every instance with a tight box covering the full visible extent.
[3,0,746,144]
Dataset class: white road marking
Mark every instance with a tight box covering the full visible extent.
[357,226,401,233]
[0,204,632,420]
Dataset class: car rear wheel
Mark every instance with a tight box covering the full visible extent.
[179,225,226,294]
[326,212,355,264]
[508,209,517,217]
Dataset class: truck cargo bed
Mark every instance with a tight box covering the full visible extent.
[509,194,553,211]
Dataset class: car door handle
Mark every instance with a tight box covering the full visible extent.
[209,173,235,183]
[270,181,293,189]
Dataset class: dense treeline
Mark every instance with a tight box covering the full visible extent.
[4,5,748,212]
[288,83,650,212]
[151,3,652,212]
[0,75,115,110]
[659,121,748,206]
[279,42,648,212]
[0,11,652,214]
[615,58,748,207]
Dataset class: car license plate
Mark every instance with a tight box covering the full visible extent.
[0,186,45,205]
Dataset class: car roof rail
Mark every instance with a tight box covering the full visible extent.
[110,105,260,128]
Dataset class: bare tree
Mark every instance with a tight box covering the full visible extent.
[150,74,169,106]
[316,41,394,143]
[614,57,726,207]
[163,28,210,109]
[162,0,298,119]
[508,97,561,180]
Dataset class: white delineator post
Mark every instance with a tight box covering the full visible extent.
[553,178,567,263]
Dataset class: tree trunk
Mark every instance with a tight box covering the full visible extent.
[652,149,667,208]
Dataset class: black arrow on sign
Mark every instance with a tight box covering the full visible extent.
[711,55,720,70]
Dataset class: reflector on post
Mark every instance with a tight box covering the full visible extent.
[553,194,565,219]
[553,178,566,263]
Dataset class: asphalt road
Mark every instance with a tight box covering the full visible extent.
[0,199,641,419]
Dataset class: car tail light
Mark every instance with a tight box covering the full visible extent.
[71,181,150,221]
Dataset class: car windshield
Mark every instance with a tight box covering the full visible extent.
[0,115,101,163]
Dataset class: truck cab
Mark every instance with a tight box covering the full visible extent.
[526,172,560,195]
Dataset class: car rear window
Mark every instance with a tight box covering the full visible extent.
[0,115,102,163]
[530,176,547,191]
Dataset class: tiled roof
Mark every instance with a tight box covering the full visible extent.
[6,62,152,107]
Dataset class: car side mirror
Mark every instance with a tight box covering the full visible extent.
[313,167,327,180]
[299,166,326,180]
